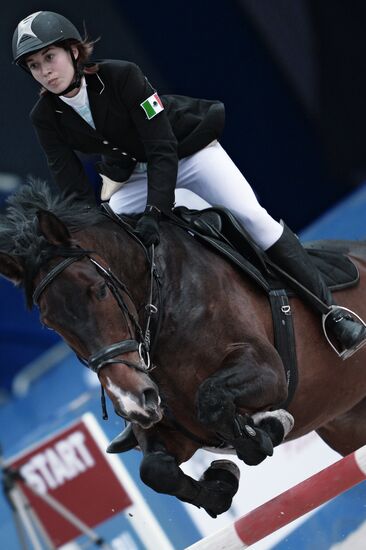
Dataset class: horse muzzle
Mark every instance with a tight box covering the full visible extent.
[105,374,163,428]
[127,387,163,428]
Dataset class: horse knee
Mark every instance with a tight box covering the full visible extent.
[196,345,288,431]
[196,377,235,431]
[140,452,181,493]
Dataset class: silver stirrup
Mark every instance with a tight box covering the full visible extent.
[322,305,366,360]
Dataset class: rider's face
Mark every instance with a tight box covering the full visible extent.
[25,45,79,96]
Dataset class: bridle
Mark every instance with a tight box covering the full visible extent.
[32,248,159,377]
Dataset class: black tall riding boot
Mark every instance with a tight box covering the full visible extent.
[266,224,366,357]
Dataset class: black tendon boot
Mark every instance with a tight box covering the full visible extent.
[266,224,366,358]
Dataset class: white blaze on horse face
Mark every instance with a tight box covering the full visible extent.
[105,376,149,418]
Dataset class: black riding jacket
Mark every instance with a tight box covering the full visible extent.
[30,59,225,212]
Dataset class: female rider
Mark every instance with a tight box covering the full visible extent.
[12,12,366,363]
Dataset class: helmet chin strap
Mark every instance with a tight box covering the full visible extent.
[57,69,83,96]
[56,47,83,97]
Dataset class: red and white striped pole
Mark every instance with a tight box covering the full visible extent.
[186,445,366,550]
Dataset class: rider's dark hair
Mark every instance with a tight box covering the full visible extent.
[67,37,99,72]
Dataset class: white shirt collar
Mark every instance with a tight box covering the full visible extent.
[59,77,88,108]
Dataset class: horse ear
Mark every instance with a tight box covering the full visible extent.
[0,252,24,285]
[37,210,71,246]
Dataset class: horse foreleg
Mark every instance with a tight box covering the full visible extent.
[135,427,240,517]
[196,339,293,464]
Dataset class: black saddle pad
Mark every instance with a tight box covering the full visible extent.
[305,247,359,290]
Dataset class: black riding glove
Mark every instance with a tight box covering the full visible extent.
[135,205,161,247]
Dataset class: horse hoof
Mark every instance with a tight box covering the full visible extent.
[106,424,138,453]
[196,459,240,517]
[201,459,240,484]
[234,430,273,465]
[196,477,239,518]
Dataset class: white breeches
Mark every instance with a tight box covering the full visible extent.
[109,141,283,250]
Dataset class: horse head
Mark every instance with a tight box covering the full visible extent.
[0,200,162,429]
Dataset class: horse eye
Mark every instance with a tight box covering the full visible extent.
[96,283,108,300]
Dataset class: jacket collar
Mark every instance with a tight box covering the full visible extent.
[85,72,108,131]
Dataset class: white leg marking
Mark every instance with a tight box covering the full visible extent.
[252,409,295,438]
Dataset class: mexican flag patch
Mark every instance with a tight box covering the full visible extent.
[140,93,164,119]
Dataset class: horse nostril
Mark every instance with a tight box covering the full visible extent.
[143,388,159,410]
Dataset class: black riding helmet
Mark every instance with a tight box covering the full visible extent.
[12,11,83,95]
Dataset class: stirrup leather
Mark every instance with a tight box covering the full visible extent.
[322,305,366,360]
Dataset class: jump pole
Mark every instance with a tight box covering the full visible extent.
[186,444,366,550]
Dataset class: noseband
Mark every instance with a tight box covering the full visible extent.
[32,250,155,375]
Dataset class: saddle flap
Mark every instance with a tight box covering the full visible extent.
[174,206,223,238]
[171,206,359,294]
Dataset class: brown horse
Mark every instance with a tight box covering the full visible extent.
[1,181,366,517]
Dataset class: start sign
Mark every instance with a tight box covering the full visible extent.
[6,413,173,549]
